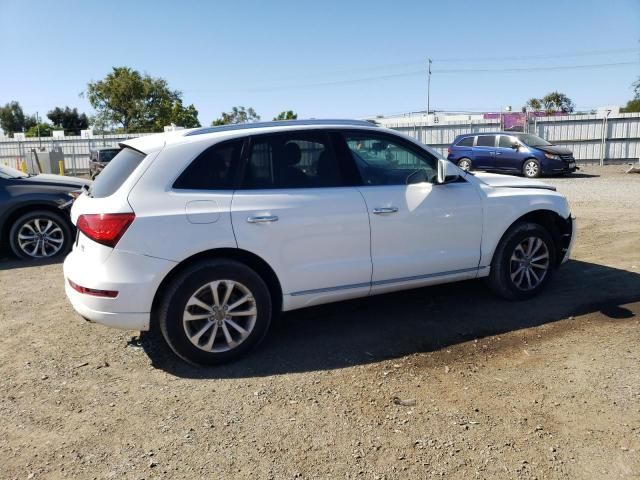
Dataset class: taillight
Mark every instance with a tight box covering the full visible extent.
[68,279,118,298]
[447,147,452,155]
[76,213,135,247]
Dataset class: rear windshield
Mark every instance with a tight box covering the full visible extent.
[90,147,146,198]
[99,149,120,162]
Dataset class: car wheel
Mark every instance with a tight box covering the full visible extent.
[487,222,556,300]
[9,210,72,260]
[457,158,472,171]
[523,159,541,178]
[158,259,272,365]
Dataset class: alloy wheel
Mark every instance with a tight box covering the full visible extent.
[17,218,65,258]
[524,161,539,178]
[458,159,471,171]
[182,280,258,353]
[509,236,550,291]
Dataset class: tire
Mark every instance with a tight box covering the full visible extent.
[487,222,556,300]
[457,158,472,172]
[158,259,272,365]
[9,210,73,260]
[523,158,541,178]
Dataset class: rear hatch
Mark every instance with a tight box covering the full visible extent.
[71,146,152,263]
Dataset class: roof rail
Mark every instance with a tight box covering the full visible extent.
[184,119,377,137]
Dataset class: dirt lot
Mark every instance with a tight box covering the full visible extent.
[1,165,639,479]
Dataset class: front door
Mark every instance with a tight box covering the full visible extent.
[496,134,525,171]
[337,131,484,295]
[231,130,372,308]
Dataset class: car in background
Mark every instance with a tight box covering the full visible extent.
[0,165,90,259]
[89,147,121,179]
[63,120,575,366]
[447,132,577,178]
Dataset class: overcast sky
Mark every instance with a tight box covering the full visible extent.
[1,0,638,126]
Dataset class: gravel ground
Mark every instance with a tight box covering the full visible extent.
[0,165,639,479]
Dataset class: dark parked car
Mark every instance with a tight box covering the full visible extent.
[89,147,121,179]
[447,132,577,178]
[0,165,90,259]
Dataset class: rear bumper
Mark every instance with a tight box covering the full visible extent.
[64,247,176,331]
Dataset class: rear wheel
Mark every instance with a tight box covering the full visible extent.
[457,158,472,171]
[9,210,72,260]
[158,259,272,365]
[523,159,541,178]
[487,222,556,300]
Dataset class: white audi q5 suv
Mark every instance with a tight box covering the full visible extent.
[64,120,575,365]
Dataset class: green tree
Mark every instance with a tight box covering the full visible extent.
[85,67,199,132]
[0,101,27,136]
[25,123,53,138]
[541,91,574,114]
[273,110,297,121]
[157,100,201,130]
[524,98,542,112]
[621,77,640,113]
[47,106,89,135]
[212,106,260,126]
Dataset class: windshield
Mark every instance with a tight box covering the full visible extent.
[0,165,29,179]
[516,134,552,147]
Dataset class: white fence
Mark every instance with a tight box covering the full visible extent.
[1,112,639,174]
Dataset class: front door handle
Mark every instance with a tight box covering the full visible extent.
[247,215,279,223]
[372,207,399,215]
[495,152,502,155]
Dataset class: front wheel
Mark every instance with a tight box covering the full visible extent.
[158,259,272,365]
[487,222,556,300]
[9,210,72,260]
[523,159,541,178]
[457,158,472,171]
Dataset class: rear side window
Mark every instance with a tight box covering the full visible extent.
[476,135,496,147]
[173,140,243,190]
[242,132,343,189]
[90,147,146,198]
[456,137,474,147]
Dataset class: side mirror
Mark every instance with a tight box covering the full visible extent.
[437,159,460,185]
[512,143,521,150]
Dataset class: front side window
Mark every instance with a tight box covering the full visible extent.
[173,140,242,190]
[476,135,496,147]
[242,132,343,189]
[498,135,518,148]
[343,133,437,185]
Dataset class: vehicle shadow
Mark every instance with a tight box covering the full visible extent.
[142,260,640,379]
[0,255,65,270]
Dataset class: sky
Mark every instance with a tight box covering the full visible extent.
[0,0,639,127]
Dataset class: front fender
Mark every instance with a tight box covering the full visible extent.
[479,185,571,267]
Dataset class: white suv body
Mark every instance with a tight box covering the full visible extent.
[64,120,575,364]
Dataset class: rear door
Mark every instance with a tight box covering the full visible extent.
[230,130,371,307]
[472,135,497,169]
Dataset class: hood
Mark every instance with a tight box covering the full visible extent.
[531,145,573,155]
[474,172,556,191]
[21,174,91,189]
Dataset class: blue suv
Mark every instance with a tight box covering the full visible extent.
[447,132,577,178]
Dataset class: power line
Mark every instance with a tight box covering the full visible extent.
[187,60,638,94]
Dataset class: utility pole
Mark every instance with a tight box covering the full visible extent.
[427,58,432,122]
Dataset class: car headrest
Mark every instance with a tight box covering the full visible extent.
[282,143,301,166]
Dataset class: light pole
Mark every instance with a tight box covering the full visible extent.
[427,58,432,122]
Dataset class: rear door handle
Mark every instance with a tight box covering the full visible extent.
[372,207,399,215]
[247,215,279,223]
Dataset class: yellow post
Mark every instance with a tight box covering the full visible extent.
[58,160,65,176]
[20,160,27,173]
